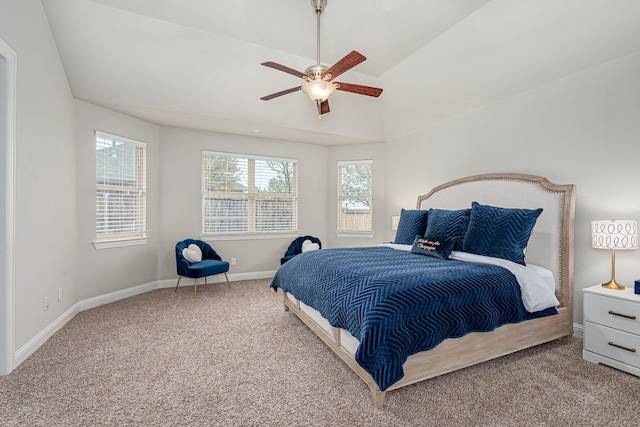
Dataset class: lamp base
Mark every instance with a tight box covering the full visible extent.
[601,278,626,290]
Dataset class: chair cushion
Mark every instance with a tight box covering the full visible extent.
[182,244,202,263]
[301,239,320,252]
[185,259,230,278]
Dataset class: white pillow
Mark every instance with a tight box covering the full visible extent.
[301,239,319,253]
[182,243,202,262]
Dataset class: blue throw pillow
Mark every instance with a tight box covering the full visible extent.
[411,235,455,260]
[462,202,543,265]
[393,209,429,245]
[424,208,471,251]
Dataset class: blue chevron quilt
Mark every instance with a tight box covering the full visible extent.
[270,246,556,391]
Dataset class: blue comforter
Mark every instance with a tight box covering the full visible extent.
[270,246,555,391]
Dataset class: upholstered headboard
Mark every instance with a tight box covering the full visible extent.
[416,173,576,309]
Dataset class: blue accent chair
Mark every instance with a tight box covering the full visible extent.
[175,239,230,298]
[280,235,322,265]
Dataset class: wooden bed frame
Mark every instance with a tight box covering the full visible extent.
[280,173,576,408]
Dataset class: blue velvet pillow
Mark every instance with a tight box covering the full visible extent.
[424,208,471,251]
[393,209,429,245]
[462,202,543,265]
[411,235,455,260]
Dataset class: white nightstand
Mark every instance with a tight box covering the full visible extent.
[583,285,640,377]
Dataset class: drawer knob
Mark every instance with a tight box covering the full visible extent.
[608,341,637,353]
[608,310,637,320]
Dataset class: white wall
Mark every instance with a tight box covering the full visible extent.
[74,100,161,300]
[383,51,640,325]
[157,127,329,280]
[0,0,78,351]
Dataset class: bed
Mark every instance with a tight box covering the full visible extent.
[270,173,575,408]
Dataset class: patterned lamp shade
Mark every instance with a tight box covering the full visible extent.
[592,220,638,250]
[591,219,638,290]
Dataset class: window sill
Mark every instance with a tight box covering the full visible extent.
[201,232,299,242]
[336,232,375,239]
[93,237,148,249]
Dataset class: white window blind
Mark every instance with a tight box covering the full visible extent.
[202,151,298,235]
[95,131,146,241]
[337,160,373,233]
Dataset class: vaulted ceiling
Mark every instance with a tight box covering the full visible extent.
[41,0,640,145]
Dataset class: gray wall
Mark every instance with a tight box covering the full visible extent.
[382,51,640,325]
[74,100,161,300]
[0,0,78,350]
[157,127,330,280]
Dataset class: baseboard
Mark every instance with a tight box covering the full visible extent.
[14,303,81,368]
[13,270,276,370]
[573,322,583,339]
[156,270,277,289]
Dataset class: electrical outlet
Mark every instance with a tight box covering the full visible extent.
[58,288,63,302]
[43,297,49,311]
[231,257,236,265]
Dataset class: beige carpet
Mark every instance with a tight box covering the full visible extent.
[1,279,639,426]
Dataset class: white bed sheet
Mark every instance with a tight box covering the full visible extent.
[379,243,559,312]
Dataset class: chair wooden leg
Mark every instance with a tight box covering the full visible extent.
[193,278,197,299]
[224,272,231,288]
[174,276,182,292]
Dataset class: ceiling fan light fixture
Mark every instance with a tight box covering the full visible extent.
[301,80,336,102]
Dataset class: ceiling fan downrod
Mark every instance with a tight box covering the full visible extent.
[311,0,327,68]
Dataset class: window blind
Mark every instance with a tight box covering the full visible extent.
[95,131,146,240]
[202,151,298,235]
[337,160,373,233]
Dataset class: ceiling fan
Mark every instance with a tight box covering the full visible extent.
[260,0,383,117]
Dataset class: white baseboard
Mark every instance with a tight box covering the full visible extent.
[573,322,583,339]
[14,271,276,369]
[14,303,81,368]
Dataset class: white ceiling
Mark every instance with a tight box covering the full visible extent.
[41,0,640,145]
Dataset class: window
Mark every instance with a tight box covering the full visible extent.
[202,151,297,236]
[95,131,146,244]
[337,160,373,235]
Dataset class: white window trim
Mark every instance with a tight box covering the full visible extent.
[337,159,373,235]
[92,237,149,250]
[201,151,298,237]
[94,131,147,246]
[336,232,375,239]
[201,232,298,242]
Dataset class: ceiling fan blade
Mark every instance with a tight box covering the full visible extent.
[319,100,330,115]
[261,62,309,80]
[260,86,302,101]
[334,82,383,97]
[322,51,366,80]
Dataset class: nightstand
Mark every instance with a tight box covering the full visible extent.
[583,285,640,377]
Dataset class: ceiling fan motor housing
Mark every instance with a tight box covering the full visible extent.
[305,65,329,80]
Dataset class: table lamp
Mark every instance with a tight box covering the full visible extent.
[591,219,638,290]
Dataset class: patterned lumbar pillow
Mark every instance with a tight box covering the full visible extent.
[411,235,455,260]
[301,239,320,252]
[182,244,202,263]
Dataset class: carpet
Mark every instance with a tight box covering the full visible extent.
[1,279,639,426]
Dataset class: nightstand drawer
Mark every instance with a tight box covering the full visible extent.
[584,322,640,367]
[584,292,640,332]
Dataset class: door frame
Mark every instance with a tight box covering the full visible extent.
[0,37,16,376]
